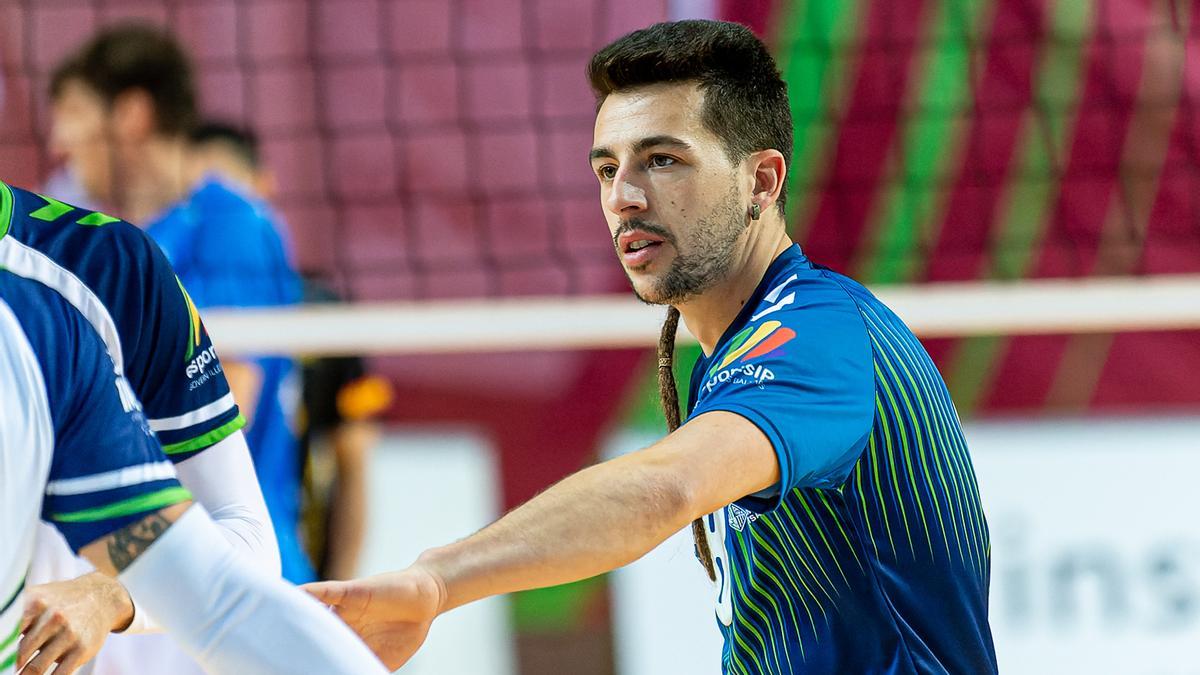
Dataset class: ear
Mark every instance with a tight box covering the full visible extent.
[110,89,157,142]
[747,149,786,214]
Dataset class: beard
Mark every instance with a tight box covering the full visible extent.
[613,186,747,306]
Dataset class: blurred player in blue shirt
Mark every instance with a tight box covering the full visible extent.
[48,23,313,589]
[188,120,393,581]
[146,167,310,584]
[309,20,996,674]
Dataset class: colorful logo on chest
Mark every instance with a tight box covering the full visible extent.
[707,320,797,377]
[700,320,797,395]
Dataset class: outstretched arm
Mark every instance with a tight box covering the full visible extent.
[78,502,386,675]
[307,410,778,669]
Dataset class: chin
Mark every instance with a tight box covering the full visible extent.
[628,277,668,306]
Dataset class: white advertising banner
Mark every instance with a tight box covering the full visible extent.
[361,429,514,675]
[973,416,1200,674]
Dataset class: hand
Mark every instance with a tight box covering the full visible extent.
[303,565,446,670]
[18,572,134,675]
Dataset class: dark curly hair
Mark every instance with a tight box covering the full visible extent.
[588,19,792,212]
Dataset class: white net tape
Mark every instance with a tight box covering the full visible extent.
[204,275,1200,357]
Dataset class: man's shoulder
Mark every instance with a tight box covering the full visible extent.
[190,177,282,232]
[1,185,168,307]
[4,181,150,250]
[749,257,864,328]
[693,261,871,400]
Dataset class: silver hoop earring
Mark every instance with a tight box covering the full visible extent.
[749,203,761,220]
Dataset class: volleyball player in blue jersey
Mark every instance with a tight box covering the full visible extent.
[309,20,996,674]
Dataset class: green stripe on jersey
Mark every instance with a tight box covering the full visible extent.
[52,486,192,523]
[29,195,74,222]
[77,212,121,227]
[161,414,246,455]
[0,182,13,241]
[0,619,20,672]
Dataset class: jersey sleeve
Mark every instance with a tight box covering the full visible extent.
[31,286,192,552]
[687,275,875,512]
[121,223,244,462]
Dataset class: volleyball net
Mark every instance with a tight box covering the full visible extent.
[203,273,1200,357]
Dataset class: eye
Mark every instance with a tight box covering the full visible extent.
[597,164,618,181]
[648,155,676,169]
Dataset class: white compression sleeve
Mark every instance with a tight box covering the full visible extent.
[174,430,280,572]
[117,505,387,675]
[123,430,280,633]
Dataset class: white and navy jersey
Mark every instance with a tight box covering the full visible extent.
[0,270,191,674]
[0,181,243,462]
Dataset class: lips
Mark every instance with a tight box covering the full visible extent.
[618,230,667,268]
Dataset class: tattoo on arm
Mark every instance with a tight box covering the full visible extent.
[106,514,172,572]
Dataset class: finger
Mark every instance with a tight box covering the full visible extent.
[17,630,71,675]
[16,611,61,668]
[302,581,346,606]
[19,595,47,633]
[49,646,87,675]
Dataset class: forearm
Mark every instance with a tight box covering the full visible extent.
[324,425,374,579]
[117,505,386,674]
[421,451,695,612]
[122,431,278,634]
[325,472,367,579]
[175,431,280,572]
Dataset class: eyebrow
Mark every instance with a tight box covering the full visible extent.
[588,135,693,162]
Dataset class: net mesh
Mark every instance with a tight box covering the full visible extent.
[750,0,1200,415]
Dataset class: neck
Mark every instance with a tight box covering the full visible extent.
[119,135,191,225]
[676,219,792,355]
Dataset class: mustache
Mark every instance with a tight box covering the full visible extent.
[612,219,676,249]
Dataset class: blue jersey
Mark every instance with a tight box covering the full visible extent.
[0,270,190,674]
[0,181,243,459]
[687,245,996,674]
[147,177,312,582]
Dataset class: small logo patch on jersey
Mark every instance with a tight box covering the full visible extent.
[115,374,141,414]
[185,345,223,390]
[727,504,759,532]
[115,374,154,437]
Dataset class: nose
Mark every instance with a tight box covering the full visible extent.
[604,168,647,216]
